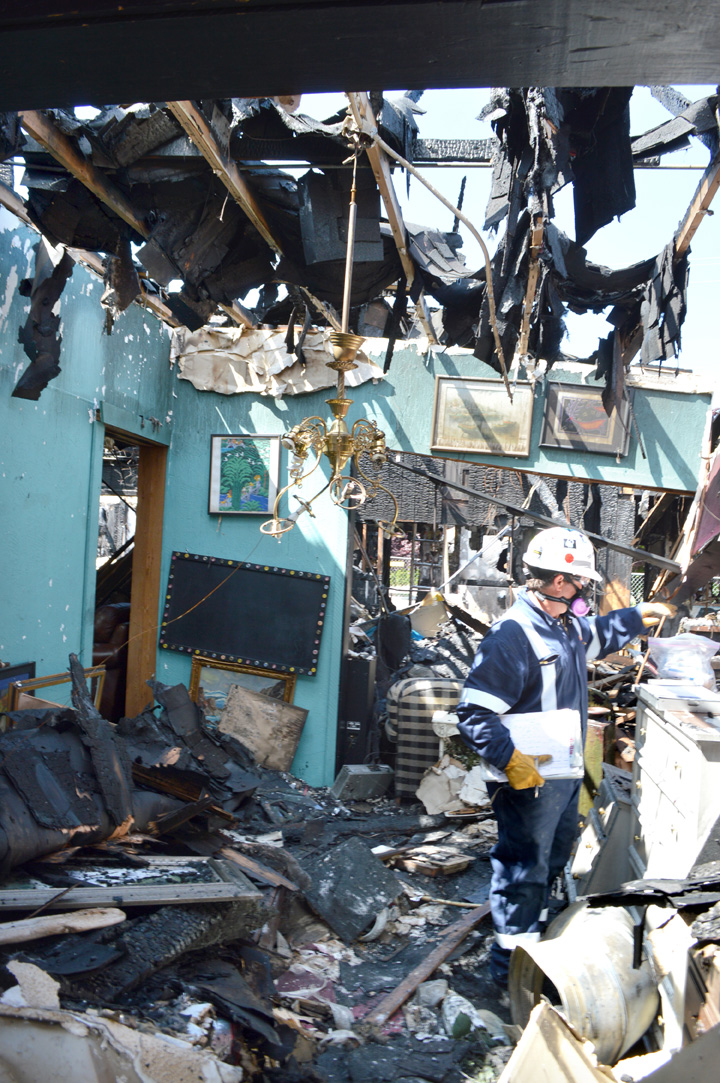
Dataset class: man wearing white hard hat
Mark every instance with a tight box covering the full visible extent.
[455,526,671,987]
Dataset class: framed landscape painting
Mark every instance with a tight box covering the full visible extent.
[431,377,534,457]
[208,434,280,515]
[189,656,296,726]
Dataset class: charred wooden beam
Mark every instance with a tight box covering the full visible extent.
[362,902,491,1026]
[19,109,150,240]
[675,145,720,257]
[17,113,251,330]
[346,91,438,344]
[0,180,182,328]
[414,137,498,163]
[516,212,545,363]
[166,100,284,256]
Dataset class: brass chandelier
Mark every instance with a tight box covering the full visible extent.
[260,147,401,541]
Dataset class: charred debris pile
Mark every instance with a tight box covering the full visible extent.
[2,622,719,1081]
[0,653,511,1083]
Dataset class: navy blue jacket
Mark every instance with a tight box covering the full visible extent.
[456,589,645,770]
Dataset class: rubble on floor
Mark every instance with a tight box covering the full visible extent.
[4,638,720,1082]
[0,655,510,1082]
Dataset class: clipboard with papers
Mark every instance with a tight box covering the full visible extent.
[477,708,584,782]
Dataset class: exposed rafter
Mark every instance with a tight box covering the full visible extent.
[0,179,180,329]
[166,100,285,256]
[346,91,438,344]
[675,145,720,257]
[17,109,254,330]
[19,109,150,240]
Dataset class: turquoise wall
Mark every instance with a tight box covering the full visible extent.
[0,215,349,784]
[156,377,349,788]
[0,214,172,691]
[354,343,711,495]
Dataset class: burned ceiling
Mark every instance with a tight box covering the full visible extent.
[1,86,718,399]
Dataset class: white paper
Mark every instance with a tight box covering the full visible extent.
[477,708,584,781]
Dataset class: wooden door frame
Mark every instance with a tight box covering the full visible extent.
[103,427,167,718]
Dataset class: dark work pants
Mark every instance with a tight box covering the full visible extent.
[486,777,582,985]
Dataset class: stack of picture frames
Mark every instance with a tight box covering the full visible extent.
[189,658,308,772]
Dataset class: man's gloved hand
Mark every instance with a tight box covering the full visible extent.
[638,602,677,628]
[504,749,553,790]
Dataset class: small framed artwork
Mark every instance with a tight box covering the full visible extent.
[6,665,106,712]
[189,656,296,726]
[208,434,280,515]
[431,377,534,457]
[541,383,632,456]
[0,662,36,715]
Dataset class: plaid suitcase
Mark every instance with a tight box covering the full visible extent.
[386,677,464,799]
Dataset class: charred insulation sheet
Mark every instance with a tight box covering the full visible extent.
[13,237,74,400]
[3,89,711,403]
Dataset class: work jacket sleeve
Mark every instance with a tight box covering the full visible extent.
[581,605,646,661]
[455,621,532,771]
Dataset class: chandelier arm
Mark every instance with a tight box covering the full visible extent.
[355,457,402,534]
[290,416,328,452]
[354,453,381,495]
[268,446,325,523]
[291,449,324,485]
[330,474,367,509]
[350,418,378,450]
[268,477,298,524]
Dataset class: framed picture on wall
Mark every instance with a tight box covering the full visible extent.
[431,377,534,457]
[541,383,632,456]
[208,434,280,515]
[189,656,296,726]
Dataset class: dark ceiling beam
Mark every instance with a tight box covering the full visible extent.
[166,100,285,256]
[2,2,720,111]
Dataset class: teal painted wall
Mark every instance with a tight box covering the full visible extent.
[0,215,349,785]
[354,343,711,494]
[0,214,172,693]
[156,374,349,788]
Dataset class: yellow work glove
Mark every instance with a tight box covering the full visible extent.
[504,749,553,790]
[638,602,677,628]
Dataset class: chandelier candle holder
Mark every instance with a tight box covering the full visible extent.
[261,144,401,541]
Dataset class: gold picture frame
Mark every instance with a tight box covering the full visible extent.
[431,376,534,457]
[7,666,106,712]
[189,656,296,726]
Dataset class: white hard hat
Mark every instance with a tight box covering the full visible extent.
[523,527,602,582]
